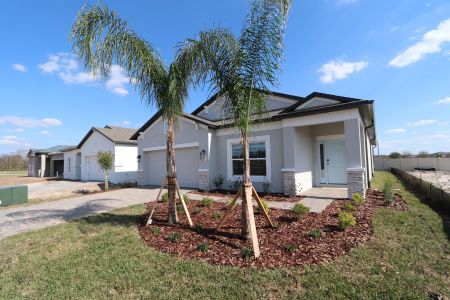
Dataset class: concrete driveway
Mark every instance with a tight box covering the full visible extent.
[0,187,190,240]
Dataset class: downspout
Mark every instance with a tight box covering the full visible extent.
[364,124,375,188]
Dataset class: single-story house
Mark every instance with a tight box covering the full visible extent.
[27,145,74,178]
[62,125,138,183]
[131,91,376,198]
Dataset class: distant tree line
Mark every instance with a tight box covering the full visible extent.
[0,154,27,171]
[376,151,450,159]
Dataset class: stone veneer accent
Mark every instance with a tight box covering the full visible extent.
[198,169,209,191]
[347,168,366,199]
[137,170,144,186]
[282,169,296,195]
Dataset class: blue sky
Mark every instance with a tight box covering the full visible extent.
[0,0,449,155]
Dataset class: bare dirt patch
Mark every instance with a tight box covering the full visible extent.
[0,176,49,186]
[138,189,407,268]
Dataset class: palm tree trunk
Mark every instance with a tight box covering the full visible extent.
[241,133,252,239]
[166,117,178,224]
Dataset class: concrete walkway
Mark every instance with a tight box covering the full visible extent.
[0,187,189,240]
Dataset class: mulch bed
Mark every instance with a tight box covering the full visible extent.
[190,190,303,203]
[137,189,408,269]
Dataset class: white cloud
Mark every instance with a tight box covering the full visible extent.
[0,116,62,128]
[39,130,51,136]
[389,18,450,67]
[0,135,19,145]
[12,64,28,72]
[391,26,400,32]
[122,121,131,126]
[407,119,437,126]
[435,96,450,104]
[39,52,130,96]
[318,59,368,83]
[385,128,406,134]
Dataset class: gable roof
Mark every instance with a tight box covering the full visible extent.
[77,125,138,148]
[131,91,376,143]
[28,145,74,156]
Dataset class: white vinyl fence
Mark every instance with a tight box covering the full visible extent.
[374,157,450,172]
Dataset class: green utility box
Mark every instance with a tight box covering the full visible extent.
[0,185,28,207]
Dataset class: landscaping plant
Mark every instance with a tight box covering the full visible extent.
[351,192,365,206]
[213,175,224,191]
[241,247,254,260]
[292,203,310,219]
[96,151,113,191]
[201,197,213,207]
[308,228,322,238]
[161,192,169,203]
[283,244,297,253]
[383,179,394,205]
[262,179,272,196]
[343,202,356,212]
[197,242,208,252]
[166,232,181,242]
[71,4,216,224]
[180,0,291,256]
[151,226,161,236]
[338,212,356,230]
[212,211,223,220]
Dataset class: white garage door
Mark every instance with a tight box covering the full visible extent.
[85,156,104,181]
[144,147,199,188]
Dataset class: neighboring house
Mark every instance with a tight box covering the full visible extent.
[131,91,376,198]
[70,125,138,183]
[27,145,74,178]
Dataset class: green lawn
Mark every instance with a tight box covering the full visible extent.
[0,171,449,299]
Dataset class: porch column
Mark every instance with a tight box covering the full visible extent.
[282,127,297,195]
[40,154,46,178]
[344,119,366,198]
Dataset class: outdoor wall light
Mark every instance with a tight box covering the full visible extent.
[200,149,206,161]
[137,154,141,163]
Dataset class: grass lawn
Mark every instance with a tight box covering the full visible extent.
[0,171,449,299]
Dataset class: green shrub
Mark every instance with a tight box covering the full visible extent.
[283,244,296,253]
[262,179,271,195]
[383,179,394,205]
[213,175,224,190]
[193,224,202,233]
[197,242,208,252]
[176,204,183,213]
[338,212,356,230]
[225,198,234,209]
[292,203,310,218]
[351,193,365,206]
[166,232,181,242]
[183,194,190,203]
[229,178,242,191]
[256,198,270,214]
[161,192,169,203]
[308,228,322,238]
[151,226,161,236]
[193,207,202,215]
[343,202,356,212]
[212,211,223,220]
[202,197,214,207]
[241,247,254,260]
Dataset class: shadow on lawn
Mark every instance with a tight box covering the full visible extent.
[392,173,450,244]
[80,212,140,227]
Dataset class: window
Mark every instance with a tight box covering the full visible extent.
[227,136,271,182]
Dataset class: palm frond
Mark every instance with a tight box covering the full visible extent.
[70,4,167,107]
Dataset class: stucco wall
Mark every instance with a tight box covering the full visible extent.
[113,145,138,183]
[80,131,115,182]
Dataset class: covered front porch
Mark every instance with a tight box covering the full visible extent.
[281,108,373,199]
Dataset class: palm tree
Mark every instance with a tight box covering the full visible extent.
[178,0,291,254]
[70,5,204,224]
[96,151,113,191]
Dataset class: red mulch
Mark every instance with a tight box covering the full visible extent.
[137,189,408,269]
[190,190,303,203]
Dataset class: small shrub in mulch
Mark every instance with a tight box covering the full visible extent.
[351,193,365,206]
[197,242,209,252]
[256,198,270,214]
[283,244,297,253]
[201,197,214,207]
[138,189,408,268]
[292,203,310,219]
[343,202,356,212]
[338,212,356,230]
[308,228,322,238]
[161,192,169,203]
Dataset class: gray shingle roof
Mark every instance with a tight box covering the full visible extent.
[77,125,137,148]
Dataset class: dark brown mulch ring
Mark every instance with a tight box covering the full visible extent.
[137,189,408,269]
[190,190,303,203]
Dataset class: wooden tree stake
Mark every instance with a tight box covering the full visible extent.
[244,184,260,258]
[216,187,242,231]
[175,181,193,227]
[252,186,274,228]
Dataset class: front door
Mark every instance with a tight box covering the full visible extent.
[318,138,347,184]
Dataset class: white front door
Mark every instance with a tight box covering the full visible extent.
[318,138,347,184]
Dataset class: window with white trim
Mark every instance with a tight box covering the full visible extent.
[227,136,271,182]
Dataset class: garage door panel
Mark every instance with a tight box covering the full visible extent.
[144,147,198,188]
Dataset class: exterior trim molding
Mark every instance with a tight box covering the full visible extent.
[143,142,199,152]
[281,168,295,172]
